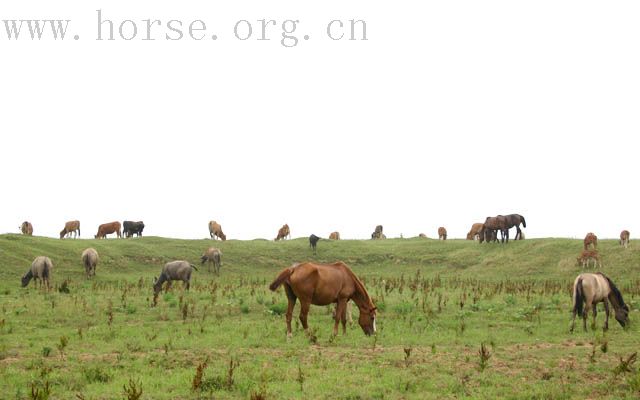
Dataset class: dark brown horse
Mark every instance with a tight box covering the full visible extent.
[269,261,377,338]
[502,214,526,241]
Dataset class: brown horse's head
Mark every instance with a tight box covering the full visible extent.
[358,307,377,336]
[615,304,630,328]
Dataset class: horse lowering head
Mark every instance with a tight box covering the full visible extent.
[358,307,377,336]
[614,304,630,328]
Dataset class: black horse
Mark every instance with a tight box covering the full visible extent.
[309,234,321,254]
[502,214,526,241]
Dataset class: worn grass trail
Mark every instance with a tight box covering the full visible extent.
[0,234,639,399]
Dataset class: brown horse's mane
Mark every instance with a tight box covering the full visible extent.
[334,261,374,310]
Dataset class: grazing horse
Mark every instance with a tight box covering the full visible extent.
[466,223,484,240]
[571,273,629,332]
[208,221,226,241]
[81,248,99,277]
[269,261,377,337]
[309,234,321,254]
[481,216,508,243]
[275,224,290,241]
[418,233,427,238]
[371,225,384,240]
[60,220,80,239]
[502,214,526,241]
[329,232,341,240]
[620,230,630,249]
[20,221,33,236]
[201,247,222,275]
[438,227,447,240]
[577,249,602,269]
[584,232,598,250]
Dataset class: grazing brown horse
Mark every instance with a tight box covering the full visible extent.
[438,227,447,240]
[584,232,598,250]
[466,223,484,240]
[577,249,602,269]
[329,232,341,240]
[208,221,226,240]
[60,220,80,239]
[20,221,33,236]
[620,230,630,249]
[481,216,508,243]
[275,224,291,241]
[95,221,122,239]
[571,273,629,332]
[269,261,377,338]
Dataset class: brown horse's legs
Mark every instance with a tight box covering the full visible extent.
[334,299,348,335]
[284,285,297,338]
[299,302,310,331]
[603,300,610,331]
[582,304,589,331]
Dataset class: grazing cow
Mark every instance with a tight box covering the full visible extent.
[20,221,33,236]
[81,248,99,277]
[208,221,227,241]
[123,221,145,238]
[371,225,384,240]
[438,227,447,240]
[201,247,222,275]
[309,234,321,254]
[60,220,80,239]
[275,224,290,241]
[21,256,53,289]
[620,230,630,249]
[577,250,602,269]
[329,232,341,240]
[95,221,122,239]
[466,223,484,240]
[584,232,598,250]
[153,261,198,298]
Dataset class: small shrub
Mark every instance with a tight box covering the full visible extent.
[241,304,250,314]
[41,347,52,357]
[122,378,143,400]
[268,303,287,316]
[83,366,112,383]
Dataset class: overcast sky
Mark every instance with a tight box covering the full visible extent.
[2,1,639,240]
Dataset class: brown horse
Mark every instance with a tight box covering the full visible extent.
[275,224,290,241]
[577,249,602,269]
[269,261,377,338]
[437,227,447,240]
[466,223,484,240]
[584,232,597,250]
[208,221,226,241]
[329,231,341,240]
[60,220,80,239]
[481,216,508,243]
[20,221,33,236]
[620,230,630,249]
[571,273,629,332]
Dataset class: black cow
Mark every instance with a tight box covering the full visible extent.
[123,221,145,238]
[309,234,321,254]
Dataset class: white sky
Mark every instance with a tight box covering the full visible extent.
[2,1,639,240]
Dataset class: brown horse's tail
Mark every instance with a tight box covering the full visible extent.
[573,277,585,317]
[269,268,293,291]
[520,216,526,228]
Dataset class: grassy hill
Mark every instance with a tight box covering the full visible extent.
[2,234,640,399]
[1,234,638,286]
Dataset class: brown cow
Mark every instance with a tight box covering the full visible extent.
[584,232,598,250]
[438,227,447,240]
[329,232,341,240]
[577,249,602,269]
[275,224,290,241]
[466,223,484,240]
[20,221,33,236]
[60,220,80,239]
[620,230,630,249]
[208,221,227,241]
[95,221,122,239]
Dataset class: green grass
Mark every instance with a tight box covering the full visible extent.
[1,234,639,399]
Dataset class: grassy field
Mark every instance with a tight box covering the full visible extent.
[1,234,640,399]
